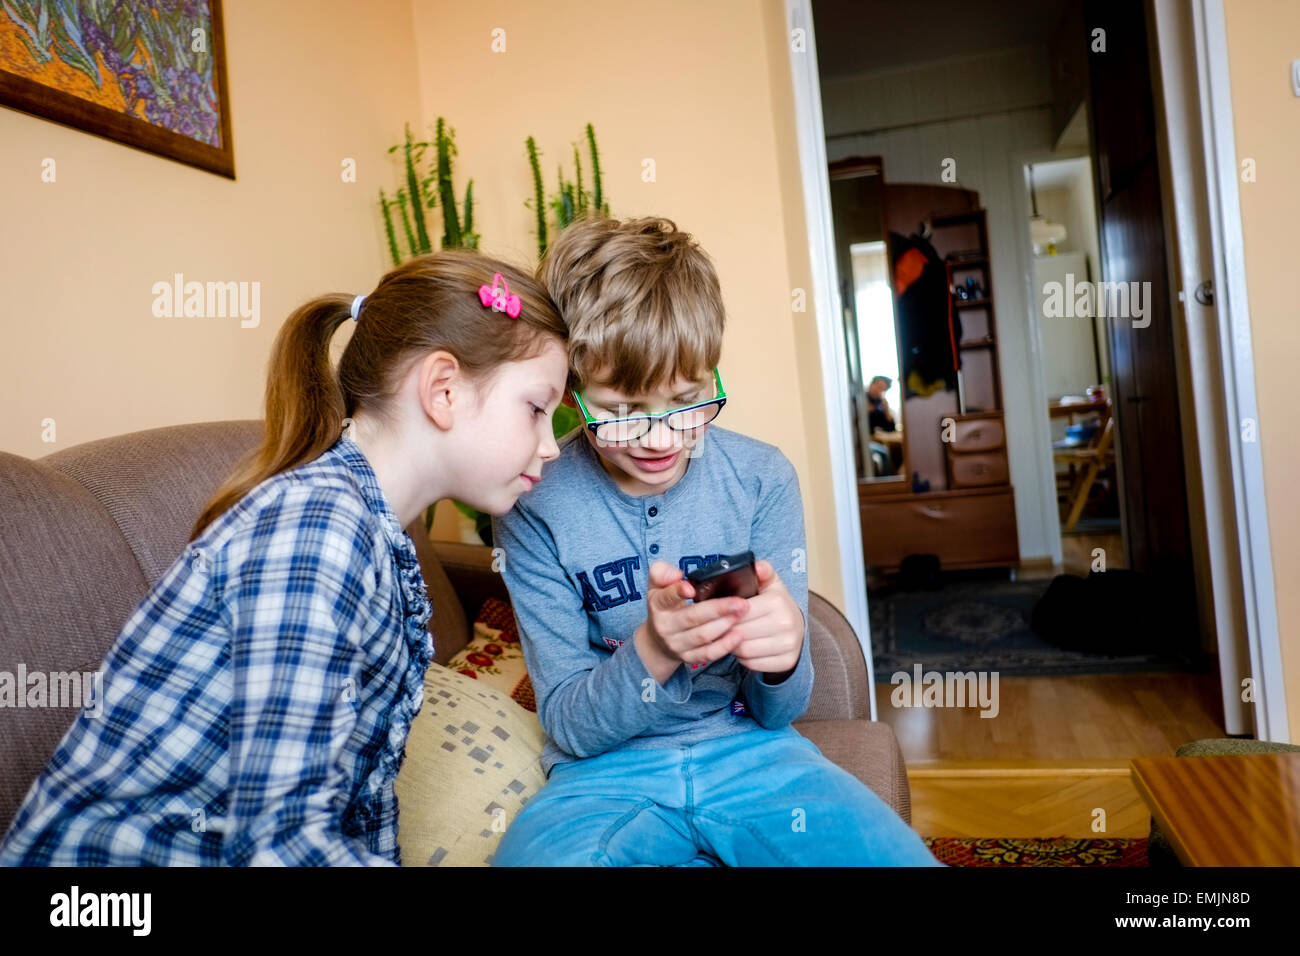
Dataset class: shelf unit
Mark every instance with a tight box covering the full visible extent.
[857,190,1018,573]
[931,209,1003,411]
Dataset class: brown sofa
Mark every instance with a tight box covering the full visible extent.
[0,420,911,842]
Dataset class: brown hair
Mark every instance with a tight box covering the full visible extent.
[190,249,568,540]
[537,214,724,396]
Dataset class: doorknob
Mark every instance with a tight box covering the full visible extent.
[1194,280,1214,306]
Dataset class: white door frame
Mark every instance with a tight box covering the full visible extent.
[783,0,877,720]
[1188,0,1287,741]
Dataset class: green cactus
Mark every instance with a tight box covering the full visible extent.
[462,180,479,249]
[394,189,416,262]
[527,123,611,258]
[403,123,431,254]
[435,118,462,248]
[587,123,608,215]
[379,189,401,267]
[574,144,587,216]
[380,118,478,267]
[526,136,547,259]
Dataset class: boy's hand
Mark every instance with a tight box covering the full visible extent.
[643,561,747,670]
[723,560,804,677]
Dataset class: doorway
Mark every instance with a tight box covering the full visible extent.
[1021,151,1124,575]
[798,0,1244,806]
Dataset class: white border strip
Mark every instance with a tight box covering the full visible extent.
[1194,0,1287,741]
[784,0,877,719]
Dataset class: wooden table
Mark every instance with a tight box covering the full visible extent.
[1048,397,1109,423]
[1130,753,1300,866]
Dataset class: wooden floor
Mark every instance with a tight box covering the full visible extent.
[862,523,1232,839]
[880,671,1227,838]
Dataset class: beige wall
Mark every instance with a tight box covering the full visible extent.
[1223,0,1300,739]
[0,0,422,450]
[1,0,842,609]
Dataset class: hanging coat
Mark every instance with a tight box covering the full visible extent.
[890,230,961,396]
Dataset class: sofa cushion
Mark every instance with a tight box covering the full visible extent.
[394,663,547,866]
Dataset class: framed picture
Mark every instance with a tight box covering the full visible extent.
[0,0,233,178]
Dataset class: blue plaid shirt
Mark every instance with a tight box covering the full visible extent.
[0,433,434,866]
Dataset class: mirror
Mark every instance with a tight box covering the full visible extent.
[829,158,906,484]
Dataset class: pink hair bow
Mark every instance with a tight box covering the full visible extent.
[478,273,522,318]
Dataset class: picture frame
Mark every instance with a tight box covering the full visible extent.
[0,0,234,178]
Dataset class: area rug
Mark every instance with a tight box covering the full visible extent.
[923,837,1148,866]
[869,574,1189,677]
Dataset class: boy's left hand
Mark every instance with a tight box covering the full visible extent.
[722,559,804,676]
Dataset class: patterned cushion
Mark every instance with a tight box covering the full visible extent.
[445,598,537,712]
[394,598,546,866]
[394,662,545,866]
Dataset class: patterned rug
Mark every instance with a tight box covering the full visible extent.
[923,837,1148,866]
[870,573,1189,677]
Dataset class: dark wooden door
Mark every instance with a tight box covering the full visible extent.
[1084,0,1195,631]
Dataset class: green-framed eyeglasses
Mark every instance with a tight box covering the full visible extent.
[572,367,727,442]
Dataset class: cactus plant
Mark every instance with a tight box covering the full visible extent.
[525,136,548,260]
[527,123,611,258]
[380,119,478,267]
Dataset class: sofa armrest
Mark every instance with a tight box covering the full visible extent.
[804,591,872,721]
[429,541,510,621]
[793,718,912,825]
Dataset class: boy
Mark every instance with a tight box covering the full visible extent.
[490,215,942,866]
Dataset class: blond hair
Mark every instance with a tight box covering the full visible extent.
[191,249,567,540]
[537,214,724,395]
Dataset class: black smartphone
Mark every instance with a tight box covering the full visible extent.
[685,551,758,601]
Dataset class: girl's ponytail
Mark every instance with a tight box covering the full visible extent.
[190,250,566,542]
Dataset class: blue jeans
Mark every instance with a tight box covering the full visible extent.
[492,725,944,866]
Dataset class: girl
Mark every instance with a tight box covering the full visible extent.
[0,250,570,866]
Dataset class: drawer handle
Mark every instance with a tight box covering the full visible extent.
[920,505,946,518]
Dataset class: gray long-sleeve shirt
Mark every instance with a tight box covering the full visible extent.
[490,424,813,778]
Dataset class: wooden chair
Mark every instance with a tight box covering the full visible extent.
[1053,413,1116,531]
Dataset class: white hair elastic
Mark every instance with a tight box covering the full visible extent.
[350,295,365,321]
